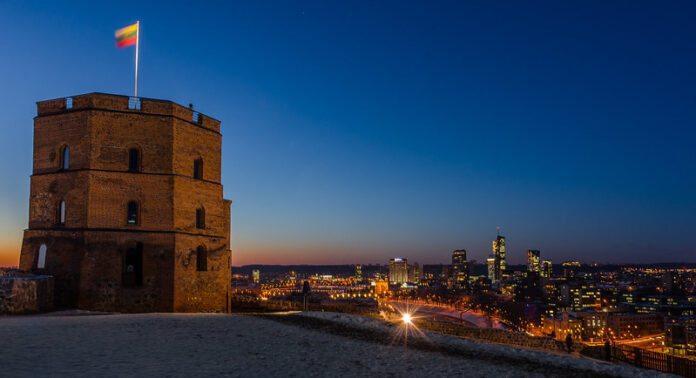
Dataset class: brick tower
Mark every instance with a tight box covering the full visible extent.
[19,93,231,312]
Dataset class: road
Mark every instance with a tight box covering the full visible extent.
[382,299,510,330]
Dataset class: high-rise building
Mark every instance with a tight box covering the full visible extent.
[527,250,541,273]
[487,255,496,283]
[252,269,260,284]
[408,262,420,284]
[441,265,452,286]
[19,93,231,312]
[541,260,553,278]
[562,261,580,278]
[451,249,468,288]
[418,263,424,283]
[355,264,362,282]
[492,235,506,282]
[389,258,408,285]
[661,271,675,293]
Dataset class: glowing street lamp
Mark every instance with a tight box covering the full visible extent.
[402,313,413,325]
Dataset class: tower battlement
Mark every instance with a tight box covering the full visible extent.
[36,93,221,133]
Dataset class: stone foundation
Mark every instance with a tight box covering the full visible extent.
[0,269,54,314]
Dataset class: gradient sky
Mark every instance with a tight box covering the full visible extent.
[1,1,695,267]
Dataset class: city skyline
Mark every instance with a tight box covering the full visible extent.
[1,1,695,267]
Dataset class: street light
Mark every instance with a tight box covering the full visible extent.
[402,313,413,325]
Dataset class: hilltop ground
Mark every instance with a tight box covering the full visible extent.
[0,312,666,377]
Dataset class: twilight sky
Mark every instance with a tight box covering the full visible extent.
[0,1,694,267]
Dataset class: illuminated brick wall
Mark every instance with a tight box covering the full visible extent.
[20,93,231,312]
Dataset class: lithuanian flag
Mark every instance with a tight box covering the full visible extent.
[115,23,138,48]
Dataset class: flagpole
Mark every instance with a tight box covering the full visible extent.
[134,20,139,98]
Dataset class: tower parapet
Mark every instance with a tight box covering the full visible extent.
[36,93,220,133]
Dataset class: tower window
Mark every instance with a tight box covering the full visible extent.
[193,158,203,180]
[37,244,47,269]
[127,201,139,224]
[128,148,140,172]
[196,207,205,229]
[60,146,69,170]
[192,111,200,123]
[65,97,73,109]
[57,200,66,226]
[123,243,143,286]
[196,245,207,271]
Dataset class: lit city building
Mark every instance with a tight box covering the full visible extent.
[389,258,408,285]
[408,262,421,284]
[541,260,552,278]
[487,255,496,283]
[355,265,362,282]
[527,250,540,273]
[666,322,696,357]
[579,285,601,309]
[662,271,676,293]
[492,235,506,282]
[374,279,390,296]
[252,269,260,284]
[452,249,468,288]
[543,311,664,342]
[562,261,581,278]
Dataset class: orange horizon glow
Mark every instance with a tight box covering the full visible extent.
[230,241,405,266]
[0,239,415,268]
[0,242,20,267]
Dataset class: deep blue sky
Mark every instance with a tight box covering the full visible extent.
[1,1,694,266]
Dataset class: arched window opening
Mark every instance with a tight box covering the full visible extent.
[196,245,207,272]
[193,158,203,180]
[123,243,143,286]
[196,207,205,229]
[128,148,140,172]
[127,201,139,225]
[60,146,69,170]
[37,244,47,269]
[57,200,66,226]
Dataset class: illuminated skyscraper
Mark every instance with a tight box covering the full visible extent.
[451,249,468,288]
[527,250,541,273]
[355,264,363,282]
[492,235,506,282]
[408,262,421,283]
[389,258,408,285]
[487,255,496,283]
[541,260,552,278]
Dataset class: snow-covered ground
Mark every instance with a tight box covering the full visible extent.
[0,312,669,377]
[300,312,669,377]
